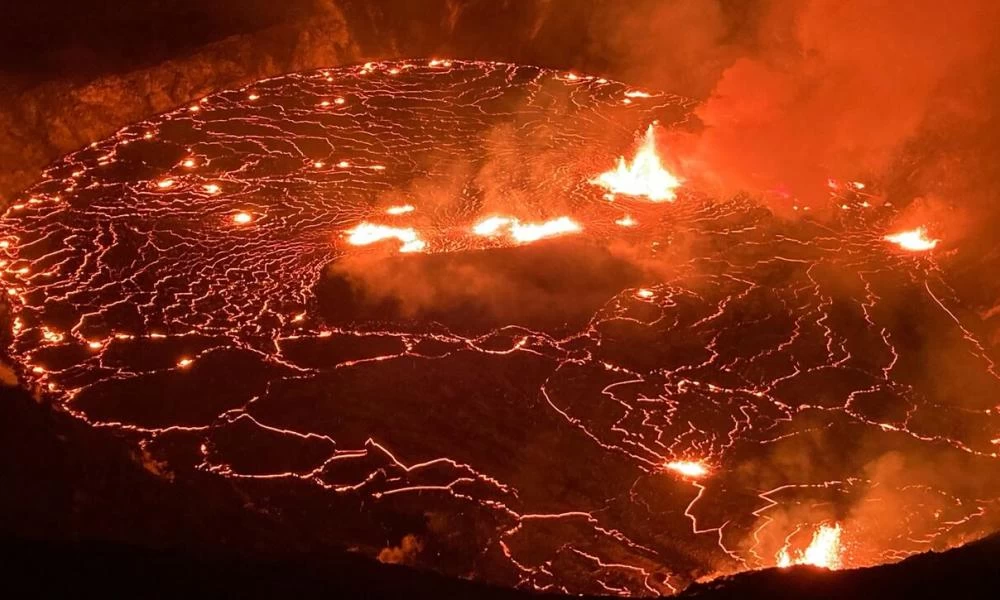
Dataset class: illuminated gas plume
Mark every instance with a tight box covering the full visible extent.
[776,523,843,570]
[346,223,426,253]
[884,227,939,251]
[591,124,681,201]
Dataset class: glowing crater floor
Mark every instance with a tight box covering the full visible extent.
[2,60,1000,595]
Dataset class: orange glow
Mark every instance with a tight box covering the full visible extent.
[182,159,196,168]
[636,288,654,299]
[615,215,637,227]
[591,124,681,202]
[248,93,259,101]
[177,357,193,368]
[156,179,175,189]
[884,227,938,251]
[386,205,415,215]
[776,523,843,569]
[203,184,221,194]
[232,212,253,225]
[665,460,709,478]
[345,223,425,253]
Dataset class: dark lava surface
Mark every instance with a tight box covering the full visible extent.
[321,238,647,334]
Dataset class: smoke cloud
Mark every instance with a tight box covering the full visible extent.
[658,0,1000,213]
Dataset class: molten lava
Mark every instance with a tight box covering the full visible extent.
[884,227,939,251]
[510,217,581,243]
[472,216,513,236]
[471,216,581,244]
[665,460,709,478]
[345,223,426,253]
[776,523,844,570]
[591,124,682,201]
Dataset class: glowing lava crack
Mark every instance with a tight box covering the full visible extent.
[2,60,999,597]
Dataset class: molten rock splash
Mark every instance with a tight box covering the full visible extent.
[591,124,682,201]
[884,226,939,252]
[777,524,844,570]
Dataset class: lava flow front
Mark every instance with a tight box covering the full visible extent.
[473,215,582,244]
[2,60,999,597]
[664,460,710,479]
[346,222,426,253]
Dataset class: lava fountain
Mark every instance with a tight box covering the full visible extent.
[664,460,710,479]
[776,523,844,570]
[884,226,939,251]
[590,123,682,201]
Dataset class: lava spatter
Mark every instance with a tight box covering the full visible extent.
[1,60,999,596]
